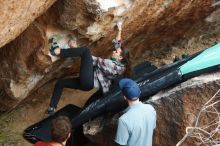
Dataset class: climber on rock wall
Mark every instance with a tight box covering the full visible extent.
[47,21,131,115]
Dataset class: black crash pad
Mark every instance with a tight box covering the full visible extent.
[133,61,157,77]
[23,104,82,144]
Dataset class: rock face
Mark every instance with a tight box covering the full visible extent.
[83,71,220,146]
[0,0,56,48]
[0,0,219,109]
[0,1,219,145]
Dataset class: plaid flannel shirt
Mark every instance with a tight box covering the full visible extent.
[92,56,125,93]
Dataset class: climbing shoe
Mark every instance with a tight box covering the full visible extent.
[47,106,56,115]
[49,37,59,56]
[50,43,59,56]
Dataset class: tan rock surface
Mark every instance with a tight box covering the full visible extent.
[0,0,56,48]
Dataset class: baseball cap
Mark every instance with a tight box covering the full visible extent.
[119,78,141,100]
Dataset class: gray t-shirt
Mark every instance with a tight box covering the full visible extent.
[115,102,156,146]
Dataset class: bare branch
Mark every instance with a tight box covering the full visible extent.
[176,89,220,146]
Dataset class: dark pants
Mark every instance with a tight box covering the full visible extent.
[49,48,94,108]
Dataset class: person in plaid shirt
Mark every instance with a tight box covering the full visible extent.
[47,22,130,115]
